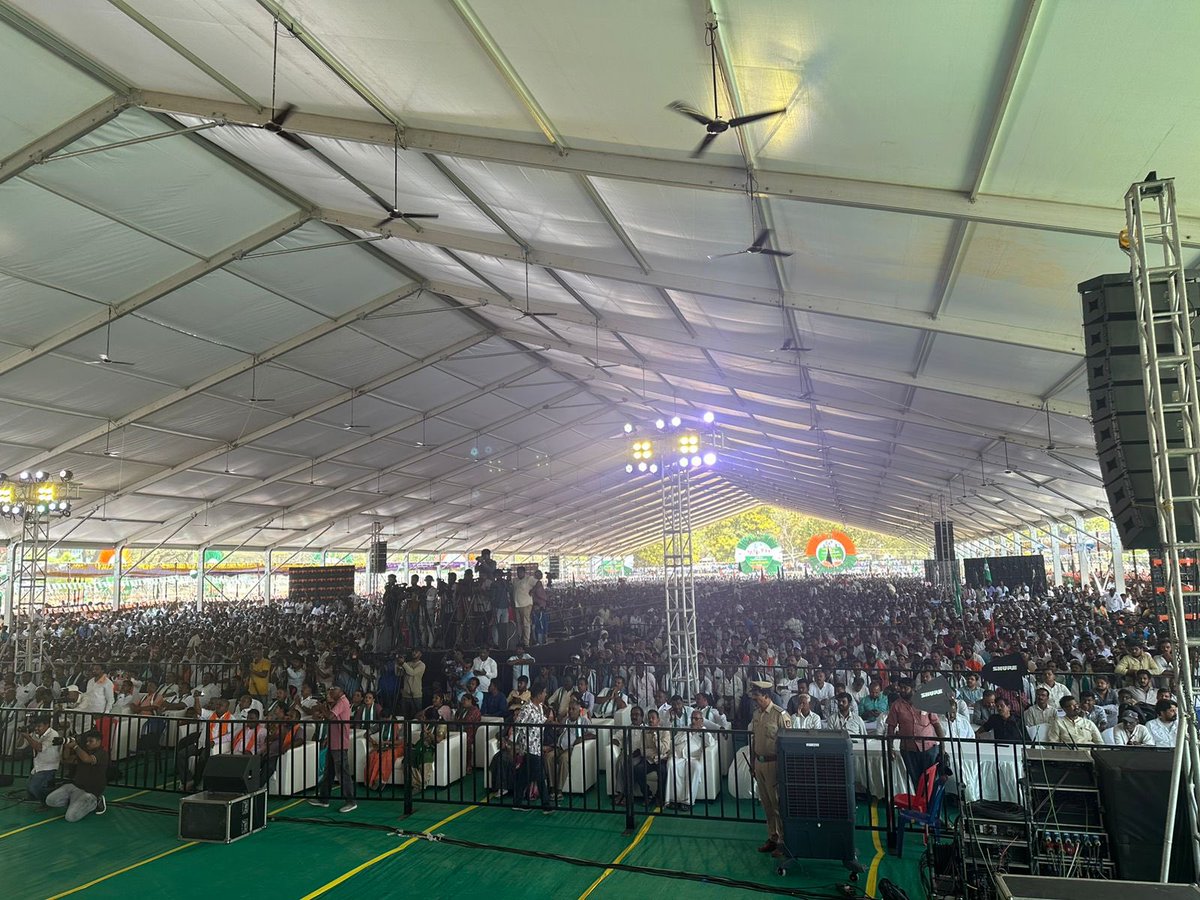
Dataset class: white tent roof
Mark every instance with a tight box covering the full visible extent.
[0,0,1176,554]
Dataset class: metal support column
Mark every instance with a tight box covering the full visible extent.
[196,546,208,612]
[264,548,273,603]
[2,543,15,629]
[14,513,49,673]
[1125,174,1200,879]
[1050,522,1063,586]
[112,543,124,610]
[662,464,698,699]
[1075,515,1092,589]
[1109,520,1125,591]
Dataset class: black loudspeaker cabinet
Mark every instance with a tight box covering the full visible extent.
[547,555,560,580]
[369,541,387,573]
[962,555,1046,593]
[1079,272,1200,549]
[775,730,863,879]
[202,753,263,793]
[934,520,956,561]
[1093,747,1196,883]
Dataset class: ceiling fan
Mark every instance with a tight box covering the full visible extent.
[249,23,313,150]
[86,317,135,367]
[709,227,792,259]
[517,251,557,319]
[374,130,439,228]
[667,18,787,158]
[243,366,274,404]
[342,395,370,430]
[773,337,811,352]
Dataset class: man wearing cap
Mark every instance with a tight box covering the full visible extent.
[749,682,791,855]
[1112,707,1154,746]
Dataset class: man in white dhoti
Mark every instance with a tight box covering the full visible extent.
[664,710,714,809]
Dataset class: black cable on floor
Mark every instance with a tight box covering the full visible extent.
[116,801,862,899]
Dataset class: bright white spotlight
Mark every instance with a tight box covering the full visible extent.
[18,471,30,481]
[33,470,46,481]
[637,461,647,472]
[678,456,689,468]
[649,463,658,474]
[47,501,57,511]
[623,423,633,433]
[670,415,681,427]
[625,463,634,473]
[703,411,715,424]
[690,455,701,467]
[655,418,665,430]
[703,452,717,466]
[59,469,72,480]
[35,503,46,514]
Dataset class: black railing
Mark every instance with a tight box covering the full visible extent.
[2,705,1172,845]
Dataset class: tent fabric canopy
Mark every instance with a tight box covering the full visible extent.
[0,0,1168,554]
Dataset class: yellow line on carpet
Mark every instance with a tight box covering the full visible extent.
[268,798,305,817]
[298,805,479,899]
[45,842,198,899]
[577,814,657,899]
[0,787,152,841]
[866,802,885,898]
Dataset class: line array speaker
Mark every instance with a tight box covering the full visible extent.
[933,520,956,560]
[1078,272,1198,549]
[369,541,387,573]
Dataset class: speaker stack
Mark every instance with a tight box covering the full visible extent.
[369,540,388,576]
[1079,273,1199,549]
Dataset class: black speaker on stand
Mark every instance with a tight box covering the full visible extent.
[369,541,388,575]
[1079,272,1199,549]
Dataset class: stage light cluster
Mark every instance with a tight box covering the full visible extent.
[0,469,74,519]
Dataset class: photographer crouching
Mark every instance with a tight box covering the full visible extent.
[45,729,109,821]
[19,715,64,805]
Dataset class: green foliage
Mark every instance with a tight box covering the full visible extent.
[629,505,925,567]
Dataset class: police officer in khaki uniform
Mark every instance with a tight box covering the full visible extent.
[749,680,791,854]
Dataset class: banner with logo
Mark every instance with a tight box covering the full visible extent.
[805,531,858,572]
[735,534,783,575]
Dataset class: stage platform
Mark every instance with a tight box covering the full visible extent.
[0,777,924,899]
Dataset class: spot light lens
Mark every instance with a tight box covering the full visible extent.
[655,418,665,430]
[59,469,72,480]
[678,456,689,468]
[625,463,634,473]
[670,415,681,427]
[703,411,715,424]
[649,463,658,474]
[691,455,702,467]
[637,462,647,472]
[18,471,30,481]
[33,470,45,481]
[623,423,633,433]
[703,452,717,466]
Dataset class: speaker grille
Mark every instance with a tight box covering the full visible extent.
[782,753,851,819]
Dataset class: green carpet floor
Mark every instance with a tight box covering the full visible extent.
[0,777,927,899]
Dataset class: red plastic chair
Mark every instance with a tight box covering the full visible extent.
[893,761,938,813]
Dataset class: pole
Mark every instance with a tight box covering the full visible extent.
[1050,522,1063,586]
[1110,520,1125,591]
[196,546,207,613]
[1,542,15,629]
[264,548,273,603]
[112,543,124,611]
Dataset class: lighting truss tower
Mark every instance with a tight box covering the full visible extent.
[1125,174,1200,879]
[662,461,698,699]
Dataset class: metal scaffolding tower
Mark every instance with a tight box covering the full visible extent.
[13,512,50,674]
[662,463,698,699]
[1125,174,1200,879]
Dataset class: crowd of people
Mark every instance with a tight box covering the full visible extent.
[0,567,1187,828]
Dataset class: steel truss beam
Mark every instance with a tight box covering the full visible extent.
[131,91,1200,251]
[0,93,132,186]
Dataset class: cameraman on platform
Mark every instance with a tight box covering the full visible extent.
[45,729,109,821]
[20,715,63,804]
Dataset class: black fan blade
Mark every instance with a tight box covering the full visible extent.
[727,107,787,128]
[269,102,296,129]
[749,228,771,250]
[758,247,792,257]
[707,249,750,259]
[690,132,719,158]
[519,311,558,318]
[398,213,439,219]
[278,130,313,151]
[667,100,716,126]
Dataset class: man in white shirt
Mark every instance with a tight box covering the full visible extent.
[825,692,866,736]
[628,665,657,706]
[792,693,822,730]
[511,566,537,645]
[15,672,37,708]
[1022,688,1056,730]
[1112,708,1154,746]
[82,666,114,714]
[663,711,714,809]
[233,694,265,720]
[471,648,499,693]
[1038,669,1071,708]
[1046,696,1104,746]
[20,715,62,803]
[1147,699,1179,748]
[693,693,729,730]
[808,670,836,715]
[507,645,536,684]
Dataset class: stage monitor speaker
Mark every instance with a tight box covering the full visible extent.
[776,730,861,877]
[1079,272,1200,549]
[202,753,262,794]
[547,555,560,580]
[369,541,387,573]
[1093,747,1196,883]
[933,520,956,560]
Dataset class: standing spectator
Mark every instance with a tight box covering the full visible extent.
[401,650,425,720]
[308,686,356,813]
[513,683,553,813]
[471,647,498,693]
[20,715,62,804]
[248,649,271,702]
[885,679,945,789]
[512,566,536,646]
[532,570,550,644]
[750,683,791,855]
